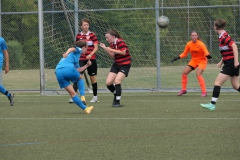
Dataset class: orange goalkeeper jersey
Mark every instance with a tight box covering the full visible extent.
[179,40,210,61]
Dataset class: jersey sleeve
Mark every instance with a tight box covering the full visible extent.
[200,42,210,56]
[226,36,234,47]
[0,38,8,50]
[179,42,190,59]
[117,40,127,52]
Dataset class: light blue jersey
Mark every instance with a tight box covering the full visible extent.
[55,47,83,89]
[55,45,88,110]
[56,46,82,70]
[0,37,8,68]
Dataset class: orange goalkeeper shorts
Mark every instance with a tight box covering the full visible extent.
[188,59,207,70]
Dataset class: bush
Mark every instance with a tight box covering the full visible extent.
[7,40,23,69]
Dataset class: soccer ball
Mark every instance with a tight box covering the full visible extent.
[157,16,169,28]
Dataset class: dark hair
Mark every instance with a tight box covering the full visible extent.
[105,29,121,38]
[214,19,226,30]
[80,18,90,26]
[190,30,200,40]
[75,41,87,48]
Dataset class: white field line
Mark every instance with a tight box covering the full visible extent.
[1,117,240,120]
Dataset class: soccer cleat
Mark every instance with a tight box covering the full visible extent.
[81,96,86,105]
[112,94,117,105]
[201,92,207,97]
[89,97,98,103]
[84,106,94,114]
[8,93,14,106]
[178,90,187,96]
[112,100,121,107]
[200,103,215,111]
[68,98,74,103]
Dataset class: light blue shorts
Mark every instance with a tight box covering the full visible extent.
[55,67,80,89]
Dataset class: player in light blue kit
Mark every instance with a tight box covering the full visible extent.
[0,37,14,106]
[55,41,93,114]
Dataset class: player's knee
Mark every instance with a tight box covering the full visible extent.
[214,81,221,86]
[106,81,112,86]
[196,73,202,77]
[114,80,121,85]
[232,85,239,90]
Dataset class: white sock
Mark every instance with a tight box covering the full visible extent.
[211,97,218,103]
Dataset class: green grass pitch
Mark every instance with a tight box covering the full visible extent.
[0,92,240,160]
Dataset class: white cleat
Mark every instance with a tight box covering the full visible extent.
[68,98,74,103]
[89,97,99,103]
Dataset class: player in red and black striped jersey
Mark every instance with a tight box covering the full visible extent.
[100,29,131,107]
[201,19,240,111]
[70,18,99,104]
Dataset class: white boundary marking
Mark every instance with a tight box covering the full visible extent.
[1,117,240,120]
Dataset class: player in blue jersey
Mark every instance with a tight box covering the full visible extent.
[55,41,93,114]
[0,37,14,106]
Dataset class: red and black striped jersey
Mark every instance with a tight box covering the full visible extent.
[75,31,99,60]
[218,31,234,61]
[110,38,131,65]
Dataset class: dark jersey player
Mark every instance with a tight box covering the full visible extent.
[69,18,99,104]
[100,29,131,107]
[200,19,240,111]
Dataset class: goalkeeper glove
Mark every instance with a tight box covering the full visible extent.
[171,56,180,62]
[206,55,212,59]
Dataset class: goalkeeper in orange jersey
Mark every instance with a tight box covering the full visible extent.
[171,30,212,97]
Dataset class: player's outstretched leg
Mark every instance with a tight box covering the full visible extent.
[0,85,14,106]
[72,95,93,114]
[69,82,78,103]
[8,93,14,106]
[77,79,86,105]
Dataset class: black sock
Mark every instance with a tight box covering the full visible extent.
[92,82,98,96]
[107,84,115,93]
[212,85,221,98]
[211,85,221,104]
[4,91,9,96]
[73,82,78,92]
[237,86,240,92]
[115,84,122,97]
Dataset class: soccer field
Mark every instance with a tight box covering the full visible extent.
[0,92,240,160]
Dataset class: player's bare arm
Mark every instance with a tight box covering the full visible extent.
[231,43,239,67]
[101,44,126,56]
[62,47,76,58]
[77,60,92,73]
[3,50,9,74]
[86,43,98,60]
[100,43,115,59]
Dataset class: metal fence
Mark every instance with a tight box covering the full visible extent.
[0,0,239,94]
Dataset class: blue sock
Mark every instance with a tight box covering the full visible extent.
[72,95,86,110]
[77,78,85,96]
[0,85,10,97]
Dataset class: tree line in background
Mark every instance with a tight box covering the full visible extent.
[1,0,239,69]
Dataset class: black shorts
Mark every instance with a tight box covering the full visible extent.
[79,59,97,76]
[110,63,131,77]
[221,63,239,77]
